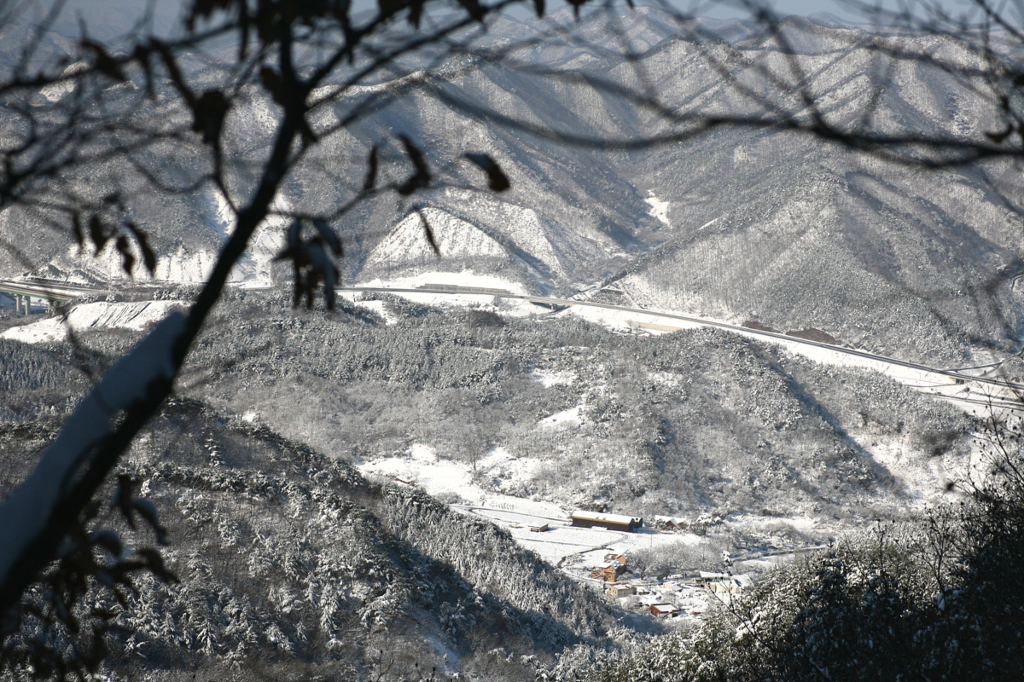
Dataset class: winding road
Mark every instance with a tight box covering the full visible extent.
[342,285,1024,409]
[8,276,1019,409]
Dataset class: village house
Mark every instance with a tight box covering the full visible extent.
[697,572,753,595]
[591,563,628,581]
[650,603,680,617]
[653,515,689,532]
[571,510,643,532]
[607,583,637,598]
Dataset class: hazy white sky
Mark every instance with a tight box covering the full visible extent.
[32,0,991,39]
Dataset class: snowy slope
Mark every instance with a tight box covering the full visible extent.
[359,198,609,293]
[364,208,507,267]
[1,301,184,343]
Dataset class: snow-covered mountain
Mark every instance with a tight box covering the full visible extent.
[3,8,1024,680]
[1,11,1020,363]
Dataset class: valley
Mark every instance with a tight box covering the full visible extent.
[1,3,1023,679]
[0,270,987,588]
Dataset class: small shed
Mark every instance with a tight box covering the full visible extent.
[571,510,643,532]
[607,583,637,598]
[529,523,549,533]
[650,603,680,617]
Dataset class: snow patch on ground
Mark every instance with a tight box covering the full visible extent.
[408,443,438,463]
[649,370,684,386]
[851,430,963,503]
[478,446,544,495]
[538,406,582,429]
[645,191,670,227]
[358,271,528,295]
[529,368,576,387]
[310,70,429,99]
[38,61,87,102]
[1,301,183,344]
[564,303,706,334]
[359,444,544,504]
[353,272,547,318]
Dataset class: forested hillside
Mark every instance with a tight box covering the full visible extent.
[1,4,1021,679]
[0,290,996,679]
[4,288,972,520]
[0,394,638,680]
[181,290,974,520]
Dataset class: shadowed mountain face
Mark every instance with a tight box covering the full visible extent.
[0,11,1021,362]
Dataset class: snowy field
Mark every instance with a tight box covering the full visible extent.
[356,271,527,296]
[356,444,709,569]
[645,191,671,228]
[349,271,548,319]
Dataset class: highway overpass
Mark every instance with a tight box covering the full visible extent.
[0,279,103,315]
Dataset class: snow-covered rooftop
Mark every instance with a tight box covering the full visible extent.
[571,510,642,524]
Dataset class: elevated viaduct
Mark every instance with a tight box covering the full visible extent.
[0,279,104,315]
